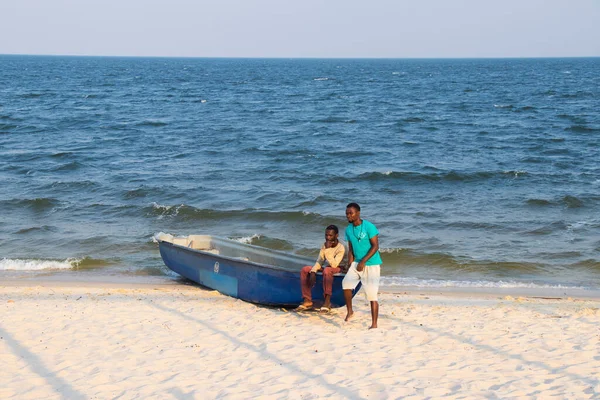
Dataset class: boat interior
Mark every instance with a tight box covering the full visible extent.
[156,233,311,271]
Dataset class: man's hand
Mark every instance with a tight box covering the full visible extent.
[309,272,317,287]
[356,260,366,272]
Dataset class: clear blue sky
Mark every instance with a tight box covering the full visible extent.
[1,0,599,58]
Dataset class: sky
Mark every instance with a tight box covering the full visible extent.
[1,0,599,58]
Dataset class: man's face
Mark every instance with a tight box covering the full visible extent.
[346,207,360,223]
[325,229,338,247]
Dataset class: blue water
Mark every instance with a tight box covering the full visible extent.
[1,55,599,290]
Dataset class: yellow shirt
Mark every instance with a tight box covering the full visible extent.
[312,242,345,271]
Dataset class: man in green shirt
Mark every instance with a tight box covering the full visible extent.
[342,203,382,329]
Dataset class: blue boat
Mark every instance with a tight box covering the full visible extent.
[155,233,358,308]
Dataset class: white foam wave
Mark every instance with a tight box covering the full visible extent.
[567,221,592,231]
[151,202,184,219]
[0,258,79,271]
[233,234,261,244]
[380,276,581,290]
[152,202,173,211]
[379,247,405,253]
[302,211,319,216]
[504,170,526,178]
[313,77,330,81]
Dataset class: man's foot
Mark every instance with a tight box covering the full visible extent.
[344,311,354,321]
[295,301,313,311]
[368,324,378,329]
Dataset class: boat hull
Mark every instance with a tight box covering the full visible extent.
[157,236,358,308]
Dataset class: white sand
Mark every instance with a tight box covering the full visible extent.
[1,282,600,399]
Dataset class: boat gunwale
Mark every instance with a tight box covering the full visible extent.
[157,235,340,275]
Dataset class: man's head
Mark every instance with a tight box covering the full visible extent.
[325,224,339,247]
[346,203,361,224]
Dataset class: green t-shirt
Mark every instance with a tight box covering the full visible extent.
[345,220,382,265]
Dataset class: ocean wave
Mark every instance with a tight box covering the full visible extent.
[401,117,425,123]
[562,195,584,208]
[294,195,339,207]
[0,123,19,132]
[135,120,169,127]
[313,116,356,124]
[571,259,600,270]
[525,195,586,208]
[526,198,553,206]
[52,161,83,171]
[122,186,166,199]
[146,203,333,225]
[443,221,507,232]
[73,257,118,269]
[557,113,586,123]
[0,257,115,271]
[233,234,262,244]
[379,276,583,290]
[41,180,99,192]
[559,91,593,99]
[520,156,546,164]
[565,125,599,133]
[379,248,463,269]
[15,225,57,234]
[50,151,74,159]
[380,248,545,274]
[541,148,572,156]
[232,234,294,251]
[18,92,47,99]
[519,105,536,111]
[351,170,528,184]
[525,221,569,235]
[1,197,60,211]
[0,258,79,271]
[323,150,377,157]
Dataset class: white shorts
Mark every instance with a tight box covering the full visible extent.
[342,262,380,301]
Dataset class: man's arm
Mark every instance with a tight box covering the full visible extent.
[347,241,355,266]
[357,235,379,272]
[311,247,325,273]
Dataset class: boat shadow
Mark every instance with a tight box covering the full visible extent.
[176,276,347,328]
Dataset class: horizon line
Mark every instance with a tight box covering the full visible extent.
[1,53,599,60]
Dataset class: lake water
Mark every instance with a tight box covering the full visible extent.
[1,55,599,291]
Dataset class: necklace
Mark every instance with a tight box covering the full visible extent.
[353,222,364,242]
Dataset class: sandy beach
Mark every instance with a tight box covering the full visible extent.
[1,280,599,399]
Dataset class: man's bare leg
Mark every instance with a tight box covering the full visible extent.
[343,289,354,321]
[322,294,331,310]
[369,301,379,329]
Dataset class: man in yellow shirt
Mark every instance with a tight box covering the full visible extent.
[296,225,345,312]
